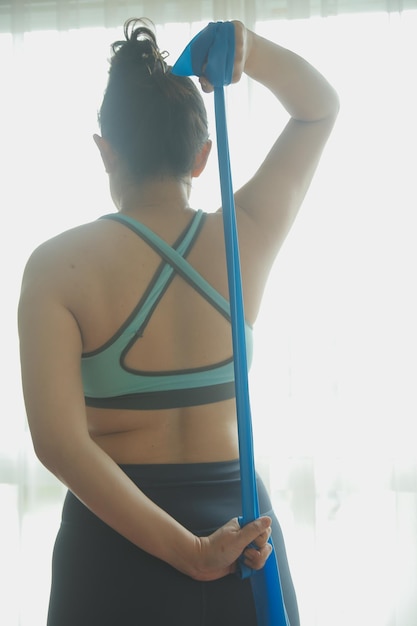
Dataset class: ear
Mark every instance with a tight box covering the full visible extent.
[191,140,212,178]
[93,134,118,174]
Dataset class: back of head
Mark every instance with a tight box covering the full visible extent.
[98,18,209,183]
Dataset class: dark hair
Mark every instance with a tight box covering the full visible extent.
[98,18,209,182]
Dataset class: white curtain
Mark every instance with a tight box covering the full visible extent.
[1,3,416,625]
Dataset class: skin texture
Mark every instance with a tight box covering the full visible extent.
[18,21,339,581]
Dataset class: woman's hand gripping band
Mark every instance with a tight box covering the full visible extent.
[189,516,272,581]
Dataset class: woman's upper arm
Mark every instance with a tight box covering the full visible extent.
[18,252,87,464]
[234,113,337,259]
[231,26,339,261]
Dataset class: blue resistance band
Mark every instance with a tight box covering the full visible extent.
[172,22,289,626]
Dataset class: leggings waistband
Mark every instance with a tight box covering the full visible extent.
[62,459,272,536]
[119,458,241,486]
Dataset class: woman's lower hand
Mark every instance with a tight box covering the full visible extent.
[190,516,272,581]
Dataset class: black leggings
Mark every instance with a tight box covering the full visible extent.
[47,460,299,626]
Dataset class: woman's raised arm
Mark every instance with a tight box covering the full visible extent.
[229,22,339,262]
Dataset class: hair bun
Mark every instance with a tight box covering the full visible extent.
[110,18,169,76]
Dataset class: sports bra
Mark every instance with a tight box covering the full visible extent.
[81,210,253,410]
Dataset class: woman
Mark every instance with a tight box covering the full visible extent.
[18,18,338,626]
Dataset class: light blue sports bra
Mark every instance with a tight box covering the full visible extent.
[81,210,253,410]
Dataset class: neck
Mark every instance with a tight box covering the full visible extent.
[112,175,193,217]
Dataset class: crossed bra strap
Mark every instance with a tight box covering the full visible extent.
[102,210,233,320]
[81,210,253,410]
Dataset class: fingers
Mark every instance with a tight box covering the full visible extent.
[197,21,250,93]
[231,20,254,84]
[252,526,272,549]
[195,516,272,581]
[199,76,213,93]
[239,515,272,547]
[237,516,273,571]
[231,20,246,84]
[243,542,273,570]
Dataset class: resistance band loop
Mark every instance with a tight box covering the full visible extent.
[172,22,289,626]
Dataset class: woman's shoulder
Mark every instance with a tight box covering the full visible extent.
[25,217,112,264]
[20,218,111,294]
